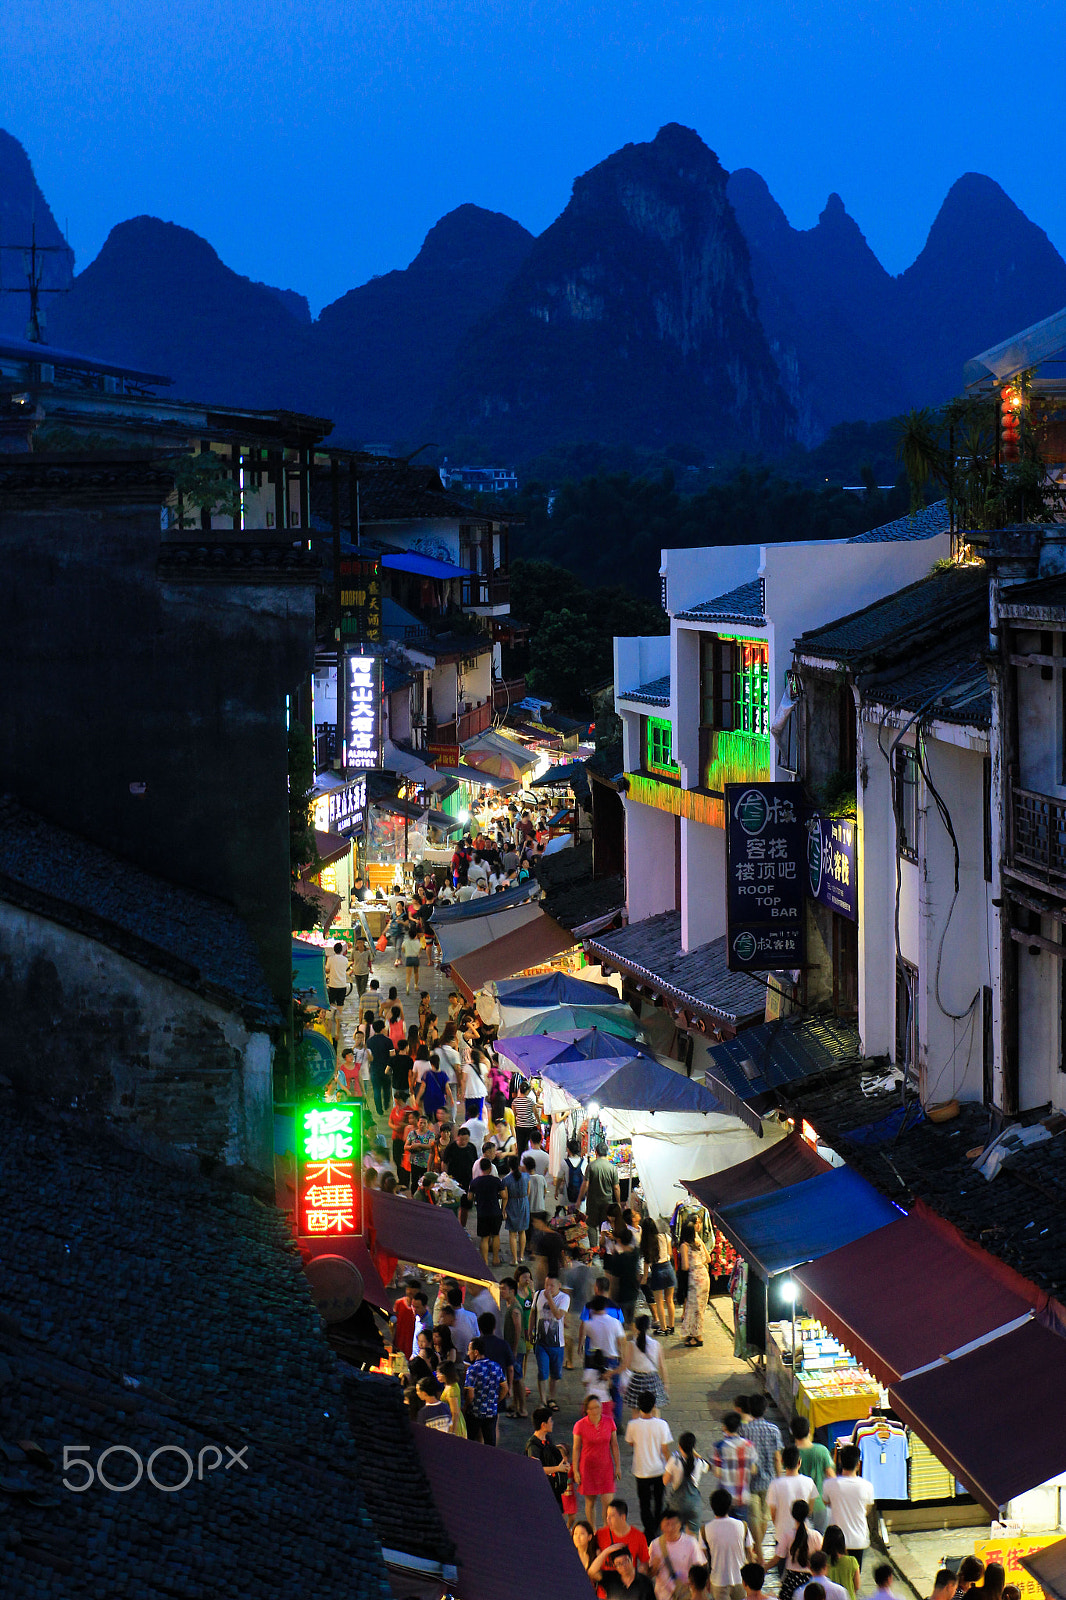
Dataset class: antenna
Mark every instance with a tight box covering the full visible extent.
[0,204,75,344]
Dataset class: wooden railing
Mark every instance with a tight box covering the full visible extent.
[461,572,510,608]
[431,698,493,746]
[1011,783,1066,882]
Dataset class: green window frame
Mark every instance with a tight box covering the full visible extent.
[646,716,678,776]
[699,636,769,735]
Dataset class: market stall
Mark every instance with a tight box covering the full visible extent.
[497,1002,643,1040]
[536,1054,784,1219]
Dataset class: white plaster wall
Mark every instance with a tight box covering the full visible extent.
[680,818,727,951]
[673,626,701,786]
[1016,928,1061,1112]
[662,545,761,616]
[624,800,676,923]
[898,858,920,968]
[1015,633,1063,797]
[857,717,897,1058]
[615,634,671,699]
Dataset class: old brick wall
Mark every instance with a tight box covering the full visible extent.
[0,901,273,1172]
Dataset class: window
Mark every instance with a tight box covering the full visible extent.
[699,636,769,735]
[646,716,678,776]
[894,745,919,860]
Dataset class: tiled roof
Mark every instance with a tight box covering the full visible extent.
[382,661,414,694]
[846,499,951,543]
[158,540,320,582]
[341,1372,455,1567]
[0,799,278,1027]
[0,1104,391,1598]
[620,673,671,706]
[798,564,987,662]
[865,636,992,728]
[675,577,765,626]
[406,630,493,660]
[998,572,1066,618]
[777,1066,1066,1300]
[533,841,625,932]
[587,910,766,1027]
[311,466,521,528]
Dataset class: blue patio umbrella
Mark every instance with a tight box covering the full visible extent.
[497,1004,641,1040]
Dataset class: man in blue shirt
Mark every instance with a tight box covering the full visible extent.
[464,1337,508,1446]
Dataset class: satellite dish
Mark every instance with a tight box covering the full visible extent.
[304,1254,364,1323]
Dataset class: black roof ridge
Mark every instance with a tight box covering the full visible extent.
[798,563,987,659]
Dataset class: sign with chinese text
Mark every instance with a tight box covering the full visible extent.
[975,1535,1059,1600]
[296,1103,363,1238]
[345,652,382,772]
[725,782,806,971]
[339,555,382,644]
[807,817,858,922]
[324,776,367,837]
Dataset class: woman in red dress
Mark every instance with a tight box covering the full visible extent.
[571,1394,621,1529]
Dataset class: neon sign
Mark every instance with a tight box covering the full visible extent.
[295,1104,362,1237]
[345,652,382,772]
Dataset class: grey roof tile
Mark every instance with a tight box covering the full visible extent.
[620,673,671,706]
[705,1014,864,1100]
[675,578,765,626]
[798,564,987,661]
[846,499,951,543]
[341,1371,455,1566]
[0,1104,391,1598]
[0,799,278,1026]
[587,910,766,1026]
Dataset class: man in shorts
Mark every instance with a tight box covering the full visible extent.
[532,1275,570,1409]
[470,1157,507,1267]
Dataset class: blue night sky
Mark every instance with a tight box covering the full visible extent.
[6,0,1065,314]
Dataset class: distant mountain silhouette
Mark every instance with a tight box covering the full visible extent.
[17,127,1066,459]
[0,131,71,341]
[435,125,794,455]
[316,204,534,441]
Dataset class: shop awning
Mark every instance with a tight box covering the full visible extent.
[311,831,352,871]
[380,552,473,580]
[434,899,545,965]
[793,1201,1043,1386]
[450,911,576,1000]
[292,881,342,931]
[462,730,538,781]
[714,1165,899,1278]
[494,1028,655,1072]
[889,1320,1066,1512]
[414,1428,594,1600]
[497,972,625,1008]
[498,1002,642,1040]
[292,938,329,1006]
[431,881,540,923]
[682,1131,829,1211]
[429,763,522,793]
[703,1014,863,1103]
[382,740,450,789]
[366,1189,496,1288]
[531,760,590,791]
[1022,1535,1066,1600]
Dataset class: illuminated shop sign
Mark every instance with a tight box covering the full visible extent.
[725,781,806,972]
[295,1104,362,1238]
[328,777,367,837]
[345,652,382,772]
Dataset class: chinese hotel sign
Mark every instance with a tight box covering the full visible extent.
[326,776,367,837]
[725,782,806,972]
[296,1104,363,1238]
[807,817,858,922]
[345,652,382,772]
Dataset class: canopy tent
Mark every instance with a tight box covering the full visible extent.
[793,1200,1043,1387]
[1023,1536,1066,1600]
[497,972,624,1008]
[372,795,463,833]
[366,1189,496,1291]
[889,1320,1066,1513]
[431,881,540,923]
[381,739,450,789]
[380,551,473,581]
[531,760,591,792]
[450,910,575,1000]
[714,1166,899,1279]
[434,899,544,966]
[494,1027,655,1072]
[462,729,538,782]
[292,938,329,1006]
[430,762,521,793]
[498,1003,642,1040]
[538,1054,784,1218]
[683,1131,829,1212]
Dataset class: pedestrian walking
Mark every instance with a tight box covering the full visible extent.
[625,1391,673,1538]
[620,1315,669,1410]
[641,1218,678,1336]
[470,1156,507,1267]
[366,1018,393,1115]
[701,1488,756,1600]
[401,926,423,994]
[349,932,371,997]
[648,1509,701,1600]
[572,1394,621,1529]
[680,1221,710,1346]
[821,1448,874,1570]
[464,1337,507,1446]
[532,1276,570,1408]
[503,1156,531,1264]
[663,1433,710,1532]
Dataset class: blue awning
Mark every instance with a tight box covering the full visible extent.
[381,552,473,580]
[714,1166,900,1278]
[543,1056,728,1114]
[497,972,625,1008]
[704,1015,862,1103]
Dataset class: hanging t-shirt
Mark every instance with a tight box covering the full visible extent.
[857,1429,908,1501]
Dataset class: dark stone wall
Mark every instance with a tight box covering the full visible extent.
[0,903,270,1165]
[0,486,315,1014]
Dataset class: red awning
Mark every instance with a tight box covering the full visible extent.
[292,880,343,930]
[414,1427,594,1600]
[366,1188,496,1288]
[889,1319,1066,1513]
[682,1132,829,1211]
[309,831,352,872]
[450,910,575,1001]
[793,1201,1043,1386]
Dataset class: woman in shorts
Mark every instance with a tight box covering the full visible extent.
[401,926,423,994]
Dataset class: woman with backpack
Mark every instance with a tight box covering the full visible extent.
[558,1137,587,1210]
[662,1431,710,1531]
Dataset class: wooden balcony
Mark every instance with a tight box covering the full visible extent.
[460,572,511,608]
[1010,783,1066,884]
[493,676,526,710]
[430,697,493,747]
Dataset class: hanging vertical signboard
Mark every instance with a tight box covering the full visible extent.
[339,554,382,644]
[807,816,858,922]
[295,1103,363,1238]
[725,782,806,971]
[345,651,383,772]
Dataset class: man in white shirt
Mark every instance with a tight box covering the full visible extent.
[702,1487,755,1600]
[625,1392,673,1538]
[584,1296,626,1361]
[461,1113,488,1150]
[799,1552,849,1600]
[525,1128,551,1176]
[765,1447,817,1565]
[532,1278,570,1406]
[821,1445,875,1565]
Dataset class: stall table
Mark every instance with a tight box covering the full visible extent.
[794,1372,879,1431]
